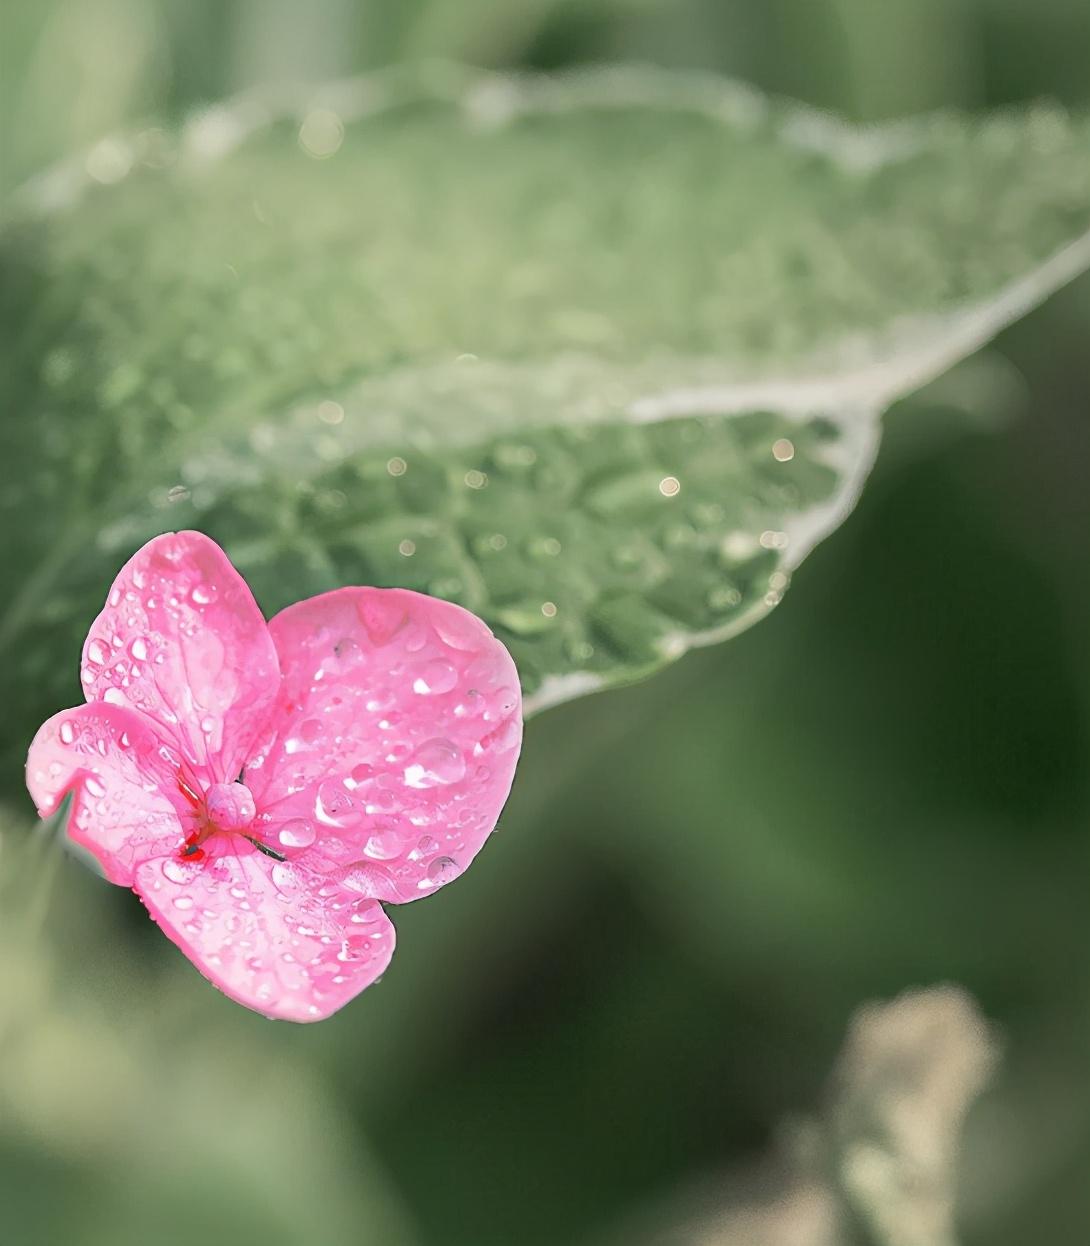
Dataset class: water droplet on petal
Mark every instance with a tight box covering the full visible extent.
[402,623,429,652]
[412,659,458,695]
[59,721,76,745]
[363,826,403,860]
[278,819,316,849]
[432,609,483,651]
[315,779,358,826]
[271,862,299,893]
[484,685,519,722]
[484,717,521,753]
[84,776,107,798]
[453,689,484,718]
[162,858,198,884]
[404,739,466,788]
[423,856,461,887]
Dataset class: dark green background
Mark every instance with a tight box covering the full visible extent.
[1,3,1088,1244]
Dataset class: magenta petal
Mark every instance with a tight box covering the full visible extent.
[26,703,192,884]
[80,531,279,785]
[134,844,396,1021]
[245,588,523,903]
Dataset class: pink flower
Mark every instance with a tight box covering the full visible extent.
[26,532,522,1021]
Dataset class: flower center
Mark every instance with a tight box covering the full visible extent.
[178,778,285,863]
[205,781,257,832]
[180,780,256,860]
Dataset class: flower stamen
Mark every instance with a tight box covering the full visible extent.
[180,832,205,862]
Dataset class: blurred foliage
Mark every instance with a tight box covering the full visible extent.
[609,985,1000,1246]
[2,2,1090,1246]
[2,61,1087,751]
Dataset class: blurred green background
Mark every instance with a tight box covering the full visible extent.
[2,2,1089,1244]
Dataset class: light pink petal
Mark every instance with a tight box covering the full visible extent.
[134,842,395,1021]
[26,703,193,885]
[244,588,523,904]
[80,531,279,785]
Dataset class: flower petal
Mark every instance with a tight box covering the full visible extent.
[26,703,193,884]
[244,588,523,904]
[134,843,395,1021]
[80,531,279,785]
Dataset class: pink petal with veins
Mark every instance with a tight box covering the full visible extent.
[245,588,522,903]
[80,531,279,785]
[26,702,192,884]
[134,842,395,1021]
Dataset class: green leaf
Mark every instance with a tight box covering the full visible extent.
[2,63,1088,760]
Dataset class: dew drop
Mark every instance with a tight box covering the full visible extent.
[708,585,742,610]
[364,827,404,860]
[129,637,148,661]
[299,108,344,158]
[87,640,108,665]
[315,779,358,826]
[84,776,107,798]
[453,689,484,718]
[279,819,316,849]
[424,856,461,887]
[404,739,466,788]
[431,610,483,652]
[271,862,298,892]
[412,659,458,695]
[162,858,197,884]
[333,636,363,668]
[484,685,519,722]
[59,720,76,745]
[401,623,429,652]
